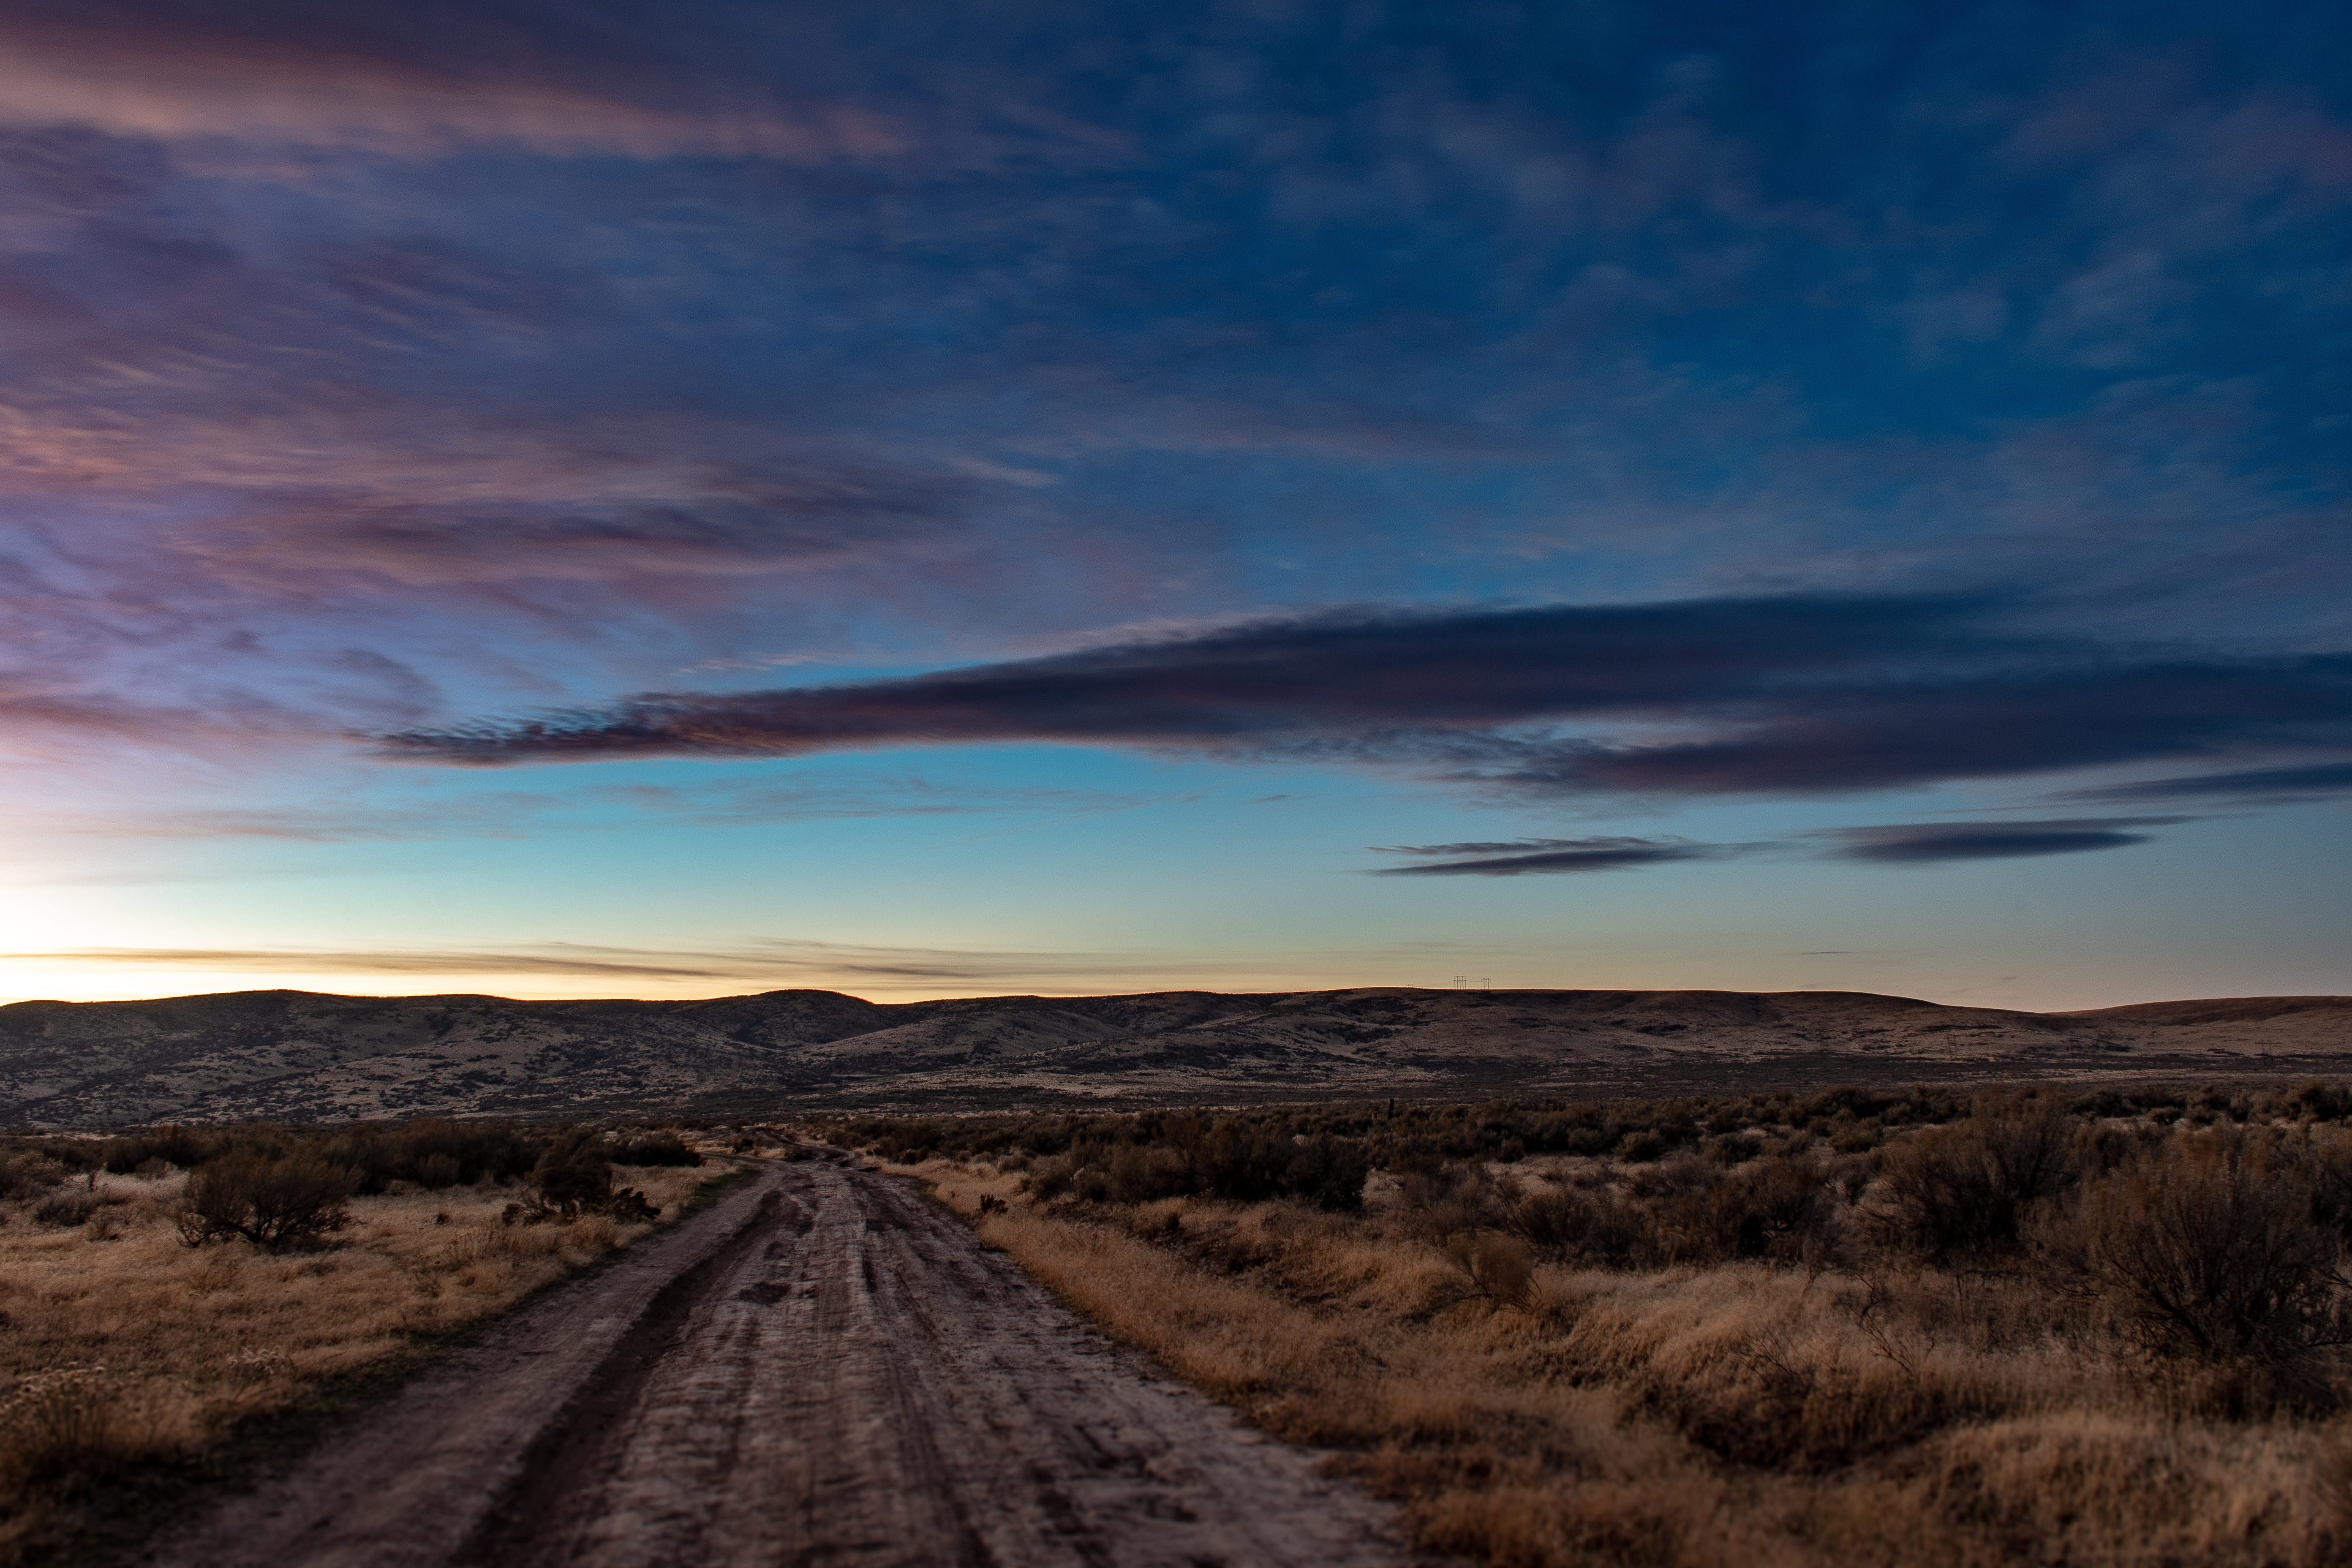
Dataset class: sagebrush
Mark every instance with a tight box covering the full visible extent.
[847,1081,2352,1568]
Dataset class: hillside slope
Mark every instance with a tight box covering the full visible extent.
[4,987,2349,1125]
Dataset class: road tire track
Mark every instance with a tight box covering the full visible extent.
[142,1155,1424,1568]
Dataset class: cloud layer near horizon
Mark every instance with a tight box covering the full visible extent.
[379,594,2352,800]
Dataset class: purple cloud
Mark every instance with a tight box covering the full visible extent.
[1369,837,1726,877]
[377,593,2352,800]
[2054,760,2352,805]
[1825,817,2189,865]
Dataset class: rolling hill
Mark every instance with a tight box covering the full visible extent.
[3,986,2349,1126]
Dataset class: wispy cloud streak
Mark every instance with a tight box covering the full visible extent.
[1823,818,2190,865]
[1369,837,1727,876]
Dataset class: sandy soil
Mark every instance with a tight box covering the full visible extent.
[137,1152,1421,1568]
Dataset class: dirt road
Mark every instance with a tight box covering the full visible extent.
[143,1154,1422,1568]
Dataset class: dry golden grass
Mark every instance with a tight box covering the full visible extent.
[0,1159,727,1562]
[904,1158,2352,1568]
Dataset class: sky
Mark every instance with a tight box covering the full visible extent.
[1,0,2347,1010]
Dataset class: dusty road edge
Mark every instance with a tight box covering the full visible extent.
[62,1164,764,1568]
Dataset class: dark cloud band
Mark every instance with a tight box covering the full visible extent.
[378,593,2352,800]
[1369,837,1723,876]
[1825,817,2189,865]
[2056,760,2352,805]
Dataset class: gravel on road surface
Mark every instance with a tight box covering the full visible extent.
[140,1153,1423,1568]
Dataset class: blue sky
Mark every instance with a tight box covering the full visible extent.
[1,0,2346,1007]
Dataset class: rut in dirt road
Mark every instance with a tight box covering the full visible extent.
[144,1155,1425,1568]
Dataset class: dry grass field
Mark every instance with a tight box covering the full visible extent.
[0,1123,730,1565]
[851,1086,2352,1568]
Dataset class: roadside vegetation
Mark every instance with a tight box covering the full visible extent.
[0,1118,724,1565]
[837,1083,2352,1568]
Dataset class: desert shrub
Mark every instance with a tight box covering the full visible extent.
[611,1131,702,1167]
[318,1119,542,1194]
[1507,1187,1592,1252]
[1506,1185,1655,1266]
[1866,1090,2075,1262]
[1441,1232,1535,1307]
[1653,1155,1837,1265]
[1283,1135,1371,1211]
[1194,1119,1306,1202]
[1615,1128,1674,1163]
[1105,1143,1191,1203]
[99,1125,217,1173]
[0,1151,70,1200]
[30,1188,100,1228]
[524,1130,615,1218]
[1030,1118,1370,1211]
[174,1149,359,1249]
[1396,1160,1516,1242]
[502,1129,657,1222]
[2039,1127,2352,1402]
[2281,1081,2352,1122]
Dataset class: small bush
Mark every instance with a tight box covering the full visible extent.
[30,1188,100,1228]
[1616,1129,1674,1163]
[2039,1127,2351,1401]
[1396,1161,1516,1242]
[507,1130,656,1221]
[0,1152,71,1200]
[1442,1231,1535,1308]
[1716,1155,1837,1263]
[1507,1185,1655,1266]
[174,1149,359,1249]
[1866,1090,2074,1262]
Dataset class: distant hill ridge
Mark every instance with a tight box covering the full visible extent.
[3,986,2349,1126]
